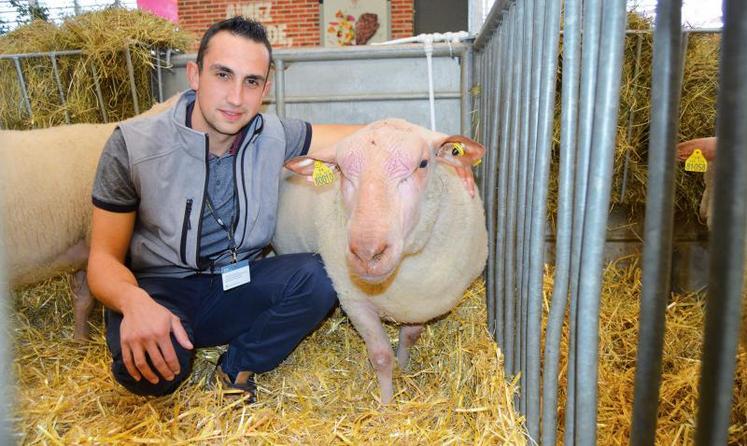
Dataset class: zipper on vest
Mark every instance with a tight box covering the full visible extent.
[179,198,193,264]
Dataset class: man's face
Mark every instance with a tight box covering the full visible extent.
[187,31,271,138]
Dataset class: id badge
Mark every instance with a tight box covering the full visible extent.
[221,260,251,291]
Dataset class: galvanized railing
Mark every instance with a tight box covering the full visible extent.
[475,0,744,444]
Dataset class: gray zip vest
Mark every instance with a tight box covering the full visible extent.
[118,91,287,277]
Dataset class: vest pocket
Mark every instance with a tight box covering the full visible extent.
[180,198,193,264]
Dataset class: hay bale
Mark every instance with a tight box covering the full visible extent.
[0,8,192,129]
[543,11,720,225]
[11,274,527,444]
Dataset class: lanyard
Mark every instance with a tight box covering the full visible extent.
[204,193,239,263]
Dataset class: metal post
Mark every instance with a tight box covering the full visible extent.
[504,2,520,377]
[574,0,627,443]
[620,34,644,201]
[541,0,581,442]
[13,57,33,120]
[124,44,140,115]
[695,1,747,444]
[485,37,499,338]
[493,16,509,349]
[50,53,71,124]
[515,0,531,407]
[460,47,473,136]
[527,0,561,440]
[155,48,164,103]
[90,63,108,123]
[564,0,603,440]
[275,58,286,118]
[631,0,683,444]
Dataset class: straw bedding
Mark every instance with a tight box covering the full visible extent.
[546,258,747,445]
[10,276,526,445]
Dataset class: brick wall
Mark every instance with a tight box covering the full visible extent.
[178,0,413,49]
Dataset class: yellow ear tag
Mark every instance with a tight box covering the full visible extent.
[451,142,465,157]
[312,160,336,186]
[684,148,708,173]
[473,159,482,167]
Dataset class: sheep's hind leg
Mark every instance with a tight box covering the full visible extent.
[71,270,95,341]
[52,241,94,341]
[343,302,396,404]
[396,324,423,370]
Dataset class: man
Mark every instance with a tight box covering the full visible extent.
[88,17,360,401]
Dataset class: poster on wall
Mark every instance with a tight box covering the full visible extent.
[322,0,390,47]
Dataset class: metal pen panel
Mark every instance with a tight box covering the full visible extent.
[630,0,683,444]
[564,0,603,440]
[695,1,747,444]
[574,0,627,444]
[541,0,581,443]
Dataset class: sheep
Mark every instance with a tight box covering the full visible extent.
[677,136,747,348]
[272,119,488,403]
[0,96,177,340]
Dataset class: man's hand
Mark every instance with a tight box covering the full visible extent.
[676,136,717,162]
[119,290,193,384]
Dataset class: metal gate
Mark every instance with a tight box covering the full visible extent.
[474,0,746,444]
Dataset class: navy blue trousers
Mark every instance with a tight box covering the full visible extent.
[105,253,337,396]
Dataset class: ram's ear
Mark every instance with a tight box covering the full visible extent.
[284,156,339,185]
[434,135,485,168]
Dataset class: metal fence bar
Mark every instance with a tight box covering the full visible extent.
[155,48,164,103]
[575,1,627,444]
[515,0,531,409]
[696,1,747,443]
[541,0,581,442]
[564,0,603,440]
[0,208,13,446]
[461,46,473,136]
[630,1,683,444]
[49,54,71,125]
[527,0,561,440]
[493,16,509,349]
[485,37,499,339]
[124,44,140,115]
[274,59,286,118]
[620,34,644,200]
[503,2,520,377]
[90,62,108,124]
[13,56,33,119]
[0,49,84,60]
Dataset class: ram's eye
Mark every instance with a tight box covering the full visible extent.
[419,159,428,168]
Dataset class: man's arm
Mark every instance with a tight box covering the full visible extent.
[87,208,192,384]
[308,124,364,158]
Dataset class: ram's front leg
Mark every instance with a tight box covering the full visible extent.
[343,300,396,404]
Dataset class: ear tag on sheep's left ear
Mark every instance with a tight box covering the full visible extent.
[685,149,708,173]
[312,160,336,186]
[451,142,465,157]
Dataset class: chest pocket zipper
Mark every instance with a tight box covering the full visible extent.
[180,198,193,264]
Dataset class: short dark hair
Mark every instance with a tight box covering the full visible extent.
[196,16,273,71]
